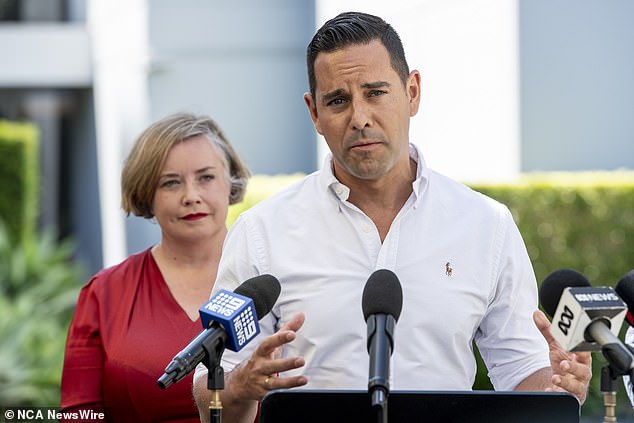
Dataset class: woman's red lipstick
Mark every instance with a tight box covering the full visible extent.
[182,213,207,221]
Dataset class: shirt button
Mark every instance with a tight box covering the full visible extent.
[335,187,344,195]
[362,224,371,233]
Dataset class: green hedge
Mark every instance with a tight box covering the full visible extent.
[229,172,634,419]
[473,172,634,288]
[0,120,39,243]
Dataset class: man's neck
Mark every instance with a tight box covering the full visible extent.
[338,158,417,242]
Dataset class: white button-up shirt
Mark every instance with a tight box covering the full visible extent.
[208,144,549,392]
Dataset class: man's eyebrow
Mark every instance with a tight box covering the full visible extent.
[321,89,345,105]
[362,81,391,89]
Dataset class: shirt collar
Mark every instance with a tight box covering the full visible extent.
[319,143,429,207]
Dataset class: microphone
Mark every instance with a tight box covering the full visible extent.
[615,271,634,406]
[538,269,591,321]
[157,274,281,389]
[361,269,403,413]
[539,269,633,375]
[615,270,634,327]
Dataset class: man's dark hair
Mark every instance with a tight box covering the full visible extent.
[306,11,410,98]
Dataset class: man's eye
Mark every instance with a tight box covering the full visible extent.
[327,98,346,106]
[369,90,387,97]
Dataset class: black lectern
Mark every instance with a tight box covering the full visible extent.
[259,390,580,423]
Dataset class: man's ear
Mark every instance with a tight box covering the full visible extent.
[407,70,422,117]
[304,92,323,135]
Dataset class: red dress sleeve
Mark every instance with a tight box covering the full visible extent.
[60,277,106,413]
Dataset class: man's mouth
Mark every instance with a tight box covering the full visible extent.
[350,141,381,151]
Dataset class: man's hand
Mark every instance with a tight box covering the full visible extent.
[194,312,308,423]
[225,312,308,401]
[533,309,592,404]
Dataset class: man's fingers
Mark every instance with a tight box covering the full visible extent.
[573,351,593,366]
[257,312,305,358]
[559,355,592,385]
[256,330,297,357]
[261,356,306,377]
[279,312,305,332]
[264,374,308,391]
[533,309,558,346]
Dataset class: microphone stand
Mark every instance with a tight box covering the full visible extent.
[370,389,388,423]
[588,323,634,423]
[367,314,395,423]
[201,330,228,423]
[206,362,224,423]
[597,343,634,423]
[601,365,618,423]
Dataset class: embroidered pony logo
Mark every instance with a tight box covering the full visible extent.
[445,262,453,277]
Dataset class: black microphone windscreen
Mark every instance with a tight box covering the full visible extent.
[234,274,281,318]
[362,269,403,322]
[615,270,634,310]
[539,269,590,317]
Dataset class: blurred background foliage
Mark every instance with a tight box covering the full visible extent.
[474,172,634,287]
[0,221,81,406]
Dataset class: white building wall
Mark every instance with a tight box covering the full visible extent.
[519,0,634,172]
[88,0,150,264]
[0,24,91,87]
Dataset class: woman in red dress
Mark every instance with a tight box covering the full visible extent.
[60,112,250,422]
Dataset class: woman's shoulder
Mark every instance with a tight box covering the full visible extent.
[83,248,153,295]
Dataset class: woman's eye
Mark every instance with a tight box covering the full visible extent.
[160,180,179,188]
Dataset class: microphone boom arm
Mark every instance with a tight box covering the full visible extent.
[587,319,634,376]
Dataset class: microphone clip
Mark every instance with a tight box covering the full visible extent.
[201,329,227,390]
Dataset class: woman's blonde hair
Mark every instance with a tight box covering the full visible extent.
[121,112,250,218]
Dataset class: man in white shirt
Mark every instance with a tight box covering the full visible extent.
[193,11,591,423]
